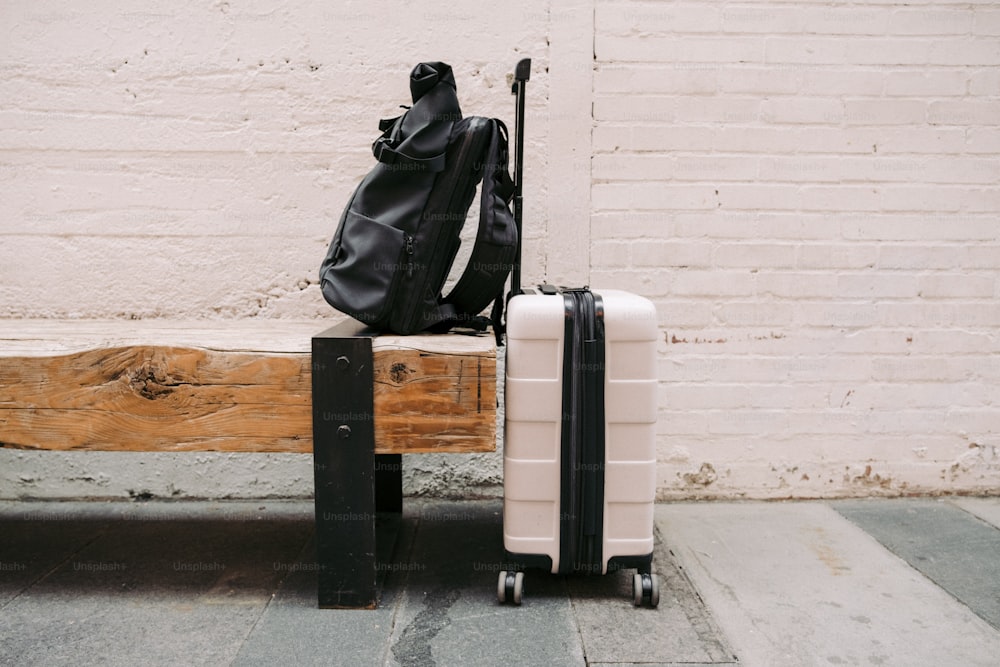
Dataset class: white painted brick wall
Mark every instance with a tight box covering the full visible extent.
[2,0,998,500]
[594,0,999,499]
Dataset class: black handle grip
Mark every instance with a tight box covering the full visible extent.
[515,58,531,82]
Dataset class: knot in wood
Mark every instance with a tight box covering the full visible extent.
[128,359,174,400]
[388,362,411,384]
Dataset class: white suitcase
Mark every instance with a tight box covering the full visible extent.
[495,60,659,607]
[498,286,660,607]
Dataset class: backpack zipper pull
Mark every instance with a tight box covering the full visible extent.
[405,235,415,278]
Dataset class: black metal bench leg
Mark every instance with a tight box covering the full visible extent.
[312,322,378,609]
[375,454,403,513]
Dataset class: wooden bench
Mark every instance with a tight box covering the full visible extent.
[0,319,497,608]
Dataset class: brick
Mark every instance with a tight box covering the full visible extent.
[671,270,758,297]
[717,66,802,94]
[632,240,714,268]
[656,409,712,435]
[929,100,1000,126]
[843,215,1000,241]
[886,71,968,96]
[661,383,796,411]
[800,186,883,212]
[708,409,792,436]
[671,37,766,64]
[650,299,716,327]
[945,409,1000,435]
[593,124,715,152]
[801,7,890,35]
[765,37,848,64]
[675,96,762,123]
[712,301,797,327]
[922,187,1000,213]
[712,126,816,154]
[890,9,974,35]
[673,212,764,239]
[596,35,764,63]
[718,184,802,210]
[928,39,1000,66]
[870,128,968,154]
[592,182,719,211]
[594,64,719,94]
[591,212,674,240]
[672,155,758,181]
[595,3,720,35]
[918,273,996,298]
[906,330,1000,355]
[593,95,675,122]
[844,100,928,126]
[966,244,1000,269]
[973,10,1000,36]
[795,302,880,328]
[846,39,931,66]
[969,69,1000,95]
[797,156,1000,185]
[919,156,1000,184]
[761,97,844,125]
[837,273,920,298]
[878,244,968,270]
[877,302,1000,328]
[712,243,798,269]
[800,68,884,95]
[965,128,1000,153]
[592,154,673,181]
[797,244,878,270]
[754,272,840,298]
[722,6,801,34]
[870,356,984,383]
[592,240,631,268]
[753,214,848,240]
[872,186,979,212]
[827,330,919,356]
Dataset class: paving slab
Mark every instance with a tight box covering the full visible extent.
[0,501,313,667]
[835,498,1000,631]
[233,515,407,667]
[567,525,735,666]
[657,501,1000,667]
[384,500,585,667]
[949,496,1000,530]
[0,505,109,607]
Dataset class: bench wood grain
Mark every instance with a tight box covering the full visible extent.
[0,320,496,454]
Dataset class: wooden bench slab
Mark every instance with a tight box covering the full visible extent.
[0,320,496,454]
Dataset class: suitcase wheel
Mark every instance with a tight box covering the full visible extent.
[497,570,524,606]
[632,572,660,608]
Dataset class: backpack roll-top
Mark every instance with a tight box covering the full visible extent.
[320,61,517,335]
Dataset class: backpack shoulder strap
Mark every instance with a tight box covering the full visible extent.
[440,119,518,332]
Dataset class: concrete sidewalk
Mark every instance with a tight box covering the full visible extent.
[1,497,998,667]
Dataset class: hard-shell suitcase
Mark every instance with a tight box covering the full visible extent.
[499,286,660,607]
[496,60,661,607]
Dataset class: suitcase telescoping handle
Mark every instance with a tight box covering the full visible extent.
[509,58,530,298]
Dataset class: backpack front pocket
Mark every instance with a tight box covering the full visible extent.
[321,209,411,326]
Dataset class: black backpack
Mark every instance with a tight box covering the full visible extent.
[319,61,518,335]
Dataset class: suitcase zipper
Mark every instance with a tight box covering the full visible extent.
[557,288,606,576]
